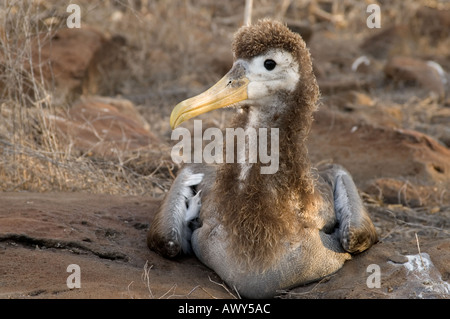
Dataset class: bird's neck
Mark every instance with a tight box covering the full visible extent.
[214,94,317,270]
[221,95,314,193]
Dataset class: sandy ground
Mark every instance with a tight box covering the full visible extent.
[0,192,232,299]
[0,191,448,299]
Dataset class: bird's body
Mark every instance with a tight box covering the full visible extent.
[147,19,377,298]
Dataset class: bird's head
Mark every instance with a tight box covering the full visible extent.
[170,19,318,129]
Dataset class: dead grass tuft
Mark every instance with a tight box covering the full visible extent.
[0,1,173,195]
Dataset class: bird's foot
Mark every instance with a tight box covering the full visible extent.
[340,216,378,254]
[147,227,182,258]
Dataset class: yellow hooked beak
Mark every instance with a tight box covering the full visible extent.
[170,71,249,129]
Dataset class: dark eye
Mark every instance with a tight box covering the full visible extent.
[264,59,276,71]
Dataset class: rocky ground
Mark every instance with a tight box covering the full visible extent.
[0,1,449,299]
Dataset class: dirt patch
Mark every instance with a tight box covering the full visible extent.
[0,192,232,299]
[1,192,448,299]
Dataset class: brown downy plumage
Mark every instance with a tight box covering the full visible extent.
[214,19,321,271]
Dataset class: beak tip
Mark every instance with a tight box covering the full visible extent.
[170,115,182,130]
[170,102,185,130]
[169,113,178,130]
[169,75,249,129]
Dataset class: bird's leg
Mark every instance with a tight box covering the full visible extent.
[332,168,378,253]
[147,168,204,258]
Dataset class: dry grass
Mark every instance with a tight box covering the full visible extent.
[0,0,448,196]
[0,1,177,195]
[137,260,239,299]
[0,1,63,191]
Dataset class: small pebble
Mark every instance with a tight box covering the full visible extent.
[388,254,408,264]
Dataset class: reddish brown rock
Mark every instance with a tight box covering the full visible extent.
[414,6,450,41]
[360,25,412,59]
[384,56,446,99]
[48,96,166,158]
[0,192,230,299]
[309,109,450,207]
[1,192,448,299]
[28,27,125,104]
